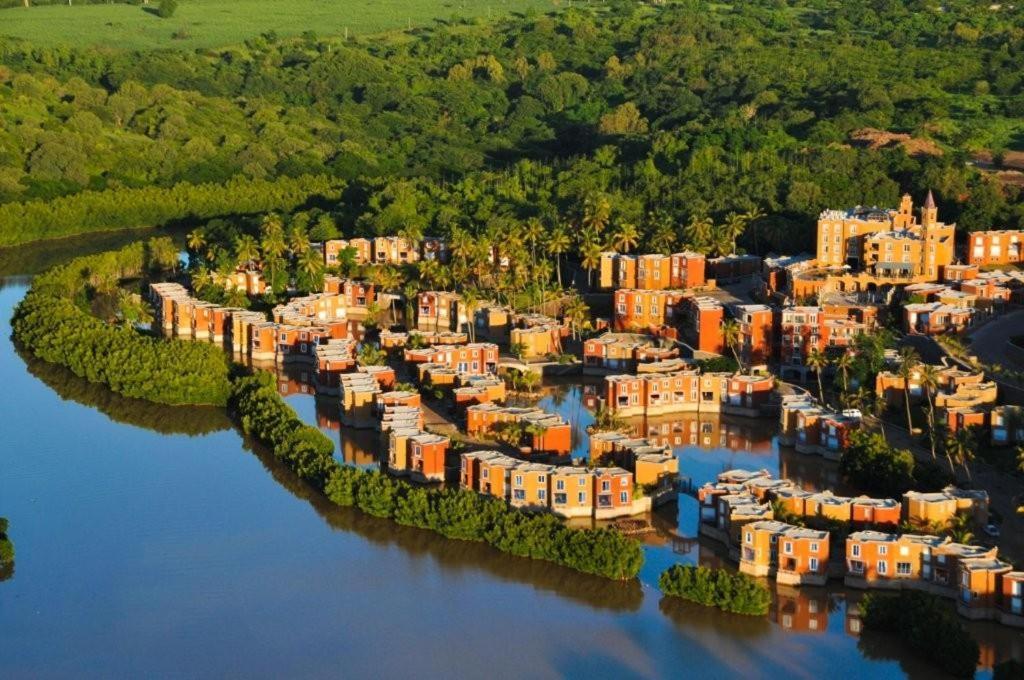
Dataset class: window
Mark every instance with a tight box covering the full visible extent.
[538,475,546,483]
[556,480,565,491]
[579,477,586,487]
[809,557,819,571]
[810,542,819,553]
[745,531,753,544]
[538,490,546,501]
[482,469,489,479]
[851,544,861,557]
[877,560,888,575]
[513,489,525,500]
[601,481,611,492]
[619,492,628,503]
[897,562,911,576]
[878,545,887,556]
[783,542,793,555]
[620,477,628,487]
[555,493,567,505]
[850,560,864,574]
[514,475,523,487]
[578,492,587,503]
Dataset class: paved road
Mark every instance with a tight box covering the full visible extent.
[969,308,1024,368]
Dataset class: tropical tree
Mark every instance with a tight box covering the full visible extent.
[919,363,941,460]
[357,343,388,366]
[288,226,310,256]
[721,319,743,373]
[897,347,920,433]
[563,295,590,341]
[944,427,975,480]
[116,290,153,328]
[806,349,828,403]
[547,226,571,288]
[832,352,853,393]
[947,513,975,544]
[721,211,748,255]
[580,241,604,289]
[611,222,640,254]
[581,193,611,238]
[296,248,325,293]
[234,234,260,270]
[683,215,713,252]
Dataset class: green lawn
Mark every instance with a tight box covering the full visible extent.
[0,0,557,50]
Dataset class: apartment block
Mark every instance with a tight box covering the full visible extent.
[903,487,989,527]
[599,252,706,291]
[416,291,468,332]
[740,521,829,586]
[682,296,725,354]
[612,288,688,335]
[582,332,679,374]
[604,369,774,418]
[968,230,1024,266]
[706,254,762,283]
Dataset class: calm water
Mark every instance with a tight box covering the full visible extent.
[1,236,1022,678]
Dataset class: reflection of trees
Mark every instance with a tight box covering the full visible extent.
[0,562,12,582]
[856,631,949,680]
[20,350,230,436]
[242,433,644,613]
[659,595,772,638]
[0,228,183,279]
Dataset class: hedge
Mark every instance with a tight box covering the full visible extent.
[860,591,979,678]
[230,373,644,580]
[12,239,232,406]
[658,565,771,615]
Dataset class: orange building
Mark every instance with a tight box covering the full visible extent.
[409,432,450,482]
[465,404,571,456]
[706,254,761,283]
[683,296,725,354]
[550,467,596,518]
[729,304,775,366]
[603,369,773,418]
[509,463,556,510]
[612,288,688,335]
[417,291,467,332]
[593,467,634,519]
[599,252,707,291]
[968,230,1024,266]
[816,192,955,283]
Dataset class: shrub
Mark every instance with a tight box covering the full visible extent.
[0,518,13,565]
[12,240,232,406]
[157,0,178,18]
[232,374,644,580]
[860,591,979,678]
[658,565,771,615]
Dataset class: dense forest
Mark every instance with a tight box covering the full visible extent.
[0,0,1022,250]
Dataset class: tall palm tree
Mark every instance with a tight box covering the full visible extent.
[721,319,743,373]
[296,248,325,293]
[582,194,611,238]
[547,226,571,289]
[234,234,260,271]
[919,363,941,460]
[947,513,974,544]
[832,352,853,394]
[288,226,310,256]
[944,427,975,480]
[461,286,480,342]
[897,346,920,433]
[806,349,828,403]
[580,241,604,290]
[563,295,590,341]
[523,217,544,263]
[611,222,640,254]
[722,211,748,256]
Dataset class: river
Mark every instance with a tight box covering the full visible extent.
[0,234,1021,678]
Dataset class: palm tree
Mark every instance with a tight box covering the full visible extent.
[611,222,640,254]
[919,363,941,460]
[116,290,153,328]
[288,226,310,256]
[563,295,590,341]
[721,319,743,373]
[722,211,748,255]
[947,513,974,544]
[580,241,604,290]
[581,194,611,238]
[547,226,571,289]
[944,427,975,480]
[461,287,480,342]
[402,281,419,328]
[296,248,325,293]
[683,215,713,252]
[261,226,287,261]
[523,217,544,263]
[897,346,920,433]
[186,228,206,253]
[234,234,260,271]
[806,349,828,403]
[649,222,676,254]
[832,352,853,394]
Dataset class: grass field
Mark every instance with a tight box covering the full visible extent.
[0,0,557,51]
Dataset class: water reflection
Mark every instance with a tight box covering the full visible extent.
[19,348,231,436]
[239,431,645,612]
